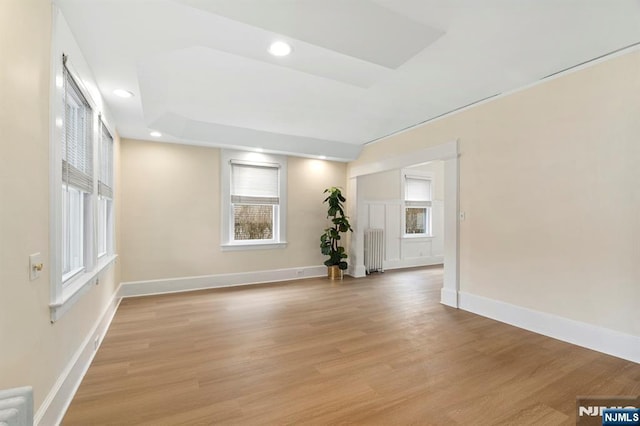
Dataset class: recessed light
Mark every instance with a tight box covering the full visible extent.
[318,155,327,160]
[268,41,292,57]
[149,131,162,137]
[255,147,264,153]
[113,89,134,98]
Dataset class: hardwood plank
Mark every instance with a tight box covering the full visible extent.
[63,266,640,425]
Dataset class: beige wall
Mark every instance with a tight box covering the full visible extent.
[350,50,640,336]
[358,169,401,201]
[358,162,444,202]
[0,0,121,414]
[119,139,347,282]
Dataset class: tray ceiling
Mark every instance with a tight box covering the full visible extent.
[55,0,640,160]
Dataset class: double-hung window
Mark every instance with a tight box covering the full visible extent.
[231,162,280,241]
[97,121,114,258]
[221,150,287,250]
[404,176,432,236]
[62,62,94,281]
[50,53,117,321]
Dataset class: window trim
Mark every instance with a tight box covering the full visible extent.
[49,52,117,322]
[220,150,287,251]
[50,254,118,322]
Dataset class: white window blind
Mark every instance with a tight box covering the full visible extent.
[230,162,279,205]
[62,60,93,194]
[405,177,431,206]
[98,120,113,199]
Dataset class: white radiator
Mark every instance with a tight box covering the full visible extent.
[364,228,384,274]
[0,386,32,426]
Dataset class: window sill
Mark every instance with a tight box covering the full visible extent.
[62,266,85,284]
[49,254,118,322]
[402,234,434,240]
[221,241,288,252]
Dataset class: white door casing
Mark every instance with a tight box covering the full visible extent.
[348,140,459,308]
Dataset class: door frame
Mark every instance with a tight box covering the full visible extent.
[347,140,459,308]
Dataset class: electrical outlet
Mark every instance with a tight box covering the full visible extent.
[459,211,466,221]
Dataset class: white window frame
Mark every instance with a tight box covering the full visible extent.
[97,196,113,258]
[49,52,117,322]
[97,120,115,259]
[61,185,90,282]
[220,150,287,251]
[402,172,433,238]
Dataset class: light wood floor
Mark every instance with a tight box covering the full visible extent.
[64,266,640,425]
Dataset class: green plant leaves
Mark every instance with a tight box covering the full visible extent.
[320,187,353,268]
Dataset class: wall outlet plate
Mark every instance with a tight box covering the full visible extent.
[29,253,42,281]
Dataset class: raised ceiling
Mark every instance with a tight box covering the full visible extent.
[55,0,640,161]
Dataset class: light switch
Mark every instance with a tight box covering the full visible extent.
[29,253,43,281]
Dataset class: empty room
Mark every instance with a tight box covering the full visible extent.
[1,0,639,425]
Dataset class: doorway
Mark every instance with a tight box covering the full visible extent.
[347,140,459,308]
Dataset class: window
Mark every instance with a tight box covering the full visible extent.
[98,121,114,257]
[61,60,93,282]
[50,54,117,321]
[231,163,279,241]
[404,176,432,236]
[221,150,287,250]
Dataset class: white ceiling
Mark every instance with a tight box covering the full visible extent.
[55,0,640,161]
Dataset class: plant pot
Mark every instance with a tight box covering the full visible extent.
[327,265,343,280]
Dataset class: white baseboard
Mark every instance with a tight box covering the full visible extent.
[440,287,458,308]
[35,288,122,426]
[384,256,444,270]
[458,291,640,364]
[119,265,327,298]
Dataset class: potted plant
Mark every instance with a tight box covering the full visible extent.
[320,187,353,280]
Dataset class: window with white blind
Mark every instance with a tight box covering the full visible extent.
[97,121,114,257]
[49,53,118,321]
[62,61,94,282]
[221,150,287,250]
[404,176,432,236]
